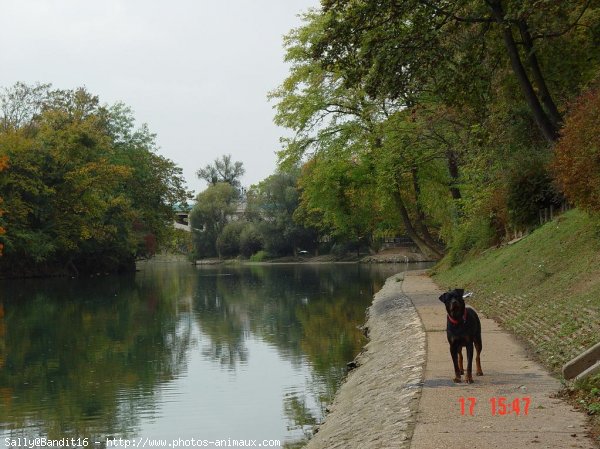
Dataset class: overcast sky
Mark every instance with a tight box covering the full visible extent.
[0,0,319,195]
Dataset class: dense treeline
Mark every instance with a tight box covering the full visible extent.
[10,2,594,268]
[267,0,600,264]
[189,156,319,260]
[0,83,191,277]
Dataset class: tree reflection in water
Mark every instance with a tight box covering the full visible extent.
[0,262,419,445]
[0,271,193,440]
[190,264,401,444]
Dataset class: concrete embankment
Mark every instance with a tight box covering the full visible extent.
[306,273,425,448]
[306,270,597,449]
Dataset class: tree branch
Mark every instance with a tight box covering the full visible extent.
[418,0,494,24]
[531,0,592,40]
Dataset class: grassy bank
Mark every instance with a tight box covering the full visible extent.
[432,209,600,423]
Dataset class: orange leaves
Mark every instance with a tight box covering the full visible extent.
[552,81,600,213]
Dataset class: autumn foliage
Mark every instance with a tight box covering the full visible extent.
[552,81,600,213]
[0,85,191,277]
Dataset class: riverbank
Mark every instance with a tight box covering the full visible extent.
[305,272,426,448]
[193,247,434,266]
[306,271,597,448]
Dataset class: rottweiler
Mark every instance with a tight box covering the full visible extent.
[439,289,483,383]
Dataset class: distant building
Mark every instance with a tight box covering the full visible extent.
[174,188,247,232]
[173,204,192,232]
[229,196,247,222]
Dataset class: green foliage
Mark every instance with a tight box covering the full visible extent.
[434,209,600,372]
[0,155,7,255]
[239,223,263,258]
[196,154,245,192]
[189,182,238,259]
[445,216,496,268]
[506,156,563,228]
[249,250,269,262]
[295,155,383,249]
[316,0,599,140]
[269,1,600,265]
[274,18,386,244]
[584,375,600,415]
[0,84,191,276]
[216,221,246,258]
[163,228,193,256]
[246,171,318,257]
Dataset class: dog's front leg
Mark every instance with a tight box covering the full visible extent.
[450,342,462,383]
[465,341,474,383]
[475,338,484,376]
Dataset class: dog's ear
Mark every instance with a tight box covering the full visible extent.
[454,288,465,298]
[439,292,449,303]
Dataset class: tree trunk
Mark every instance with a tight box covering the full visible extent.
[446,149,462,200]
[517,20,563,128]
[486,0,558,142]
[392,189,442,260]
[65,258,79,277]
[411,167,445,254]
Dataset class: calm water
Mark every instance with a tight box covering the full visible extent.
[0,262,428,447]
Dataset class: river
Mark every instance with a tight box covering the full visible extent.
[0,261,430,448]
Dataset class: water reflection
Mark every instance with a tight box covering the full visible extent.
[0,273,192,440]
[0,262,427,446]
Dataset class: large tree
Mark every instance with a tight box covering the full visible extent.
[270,12,446,258]
[246,170,318,256]
[270,1,600,263]
[189,182,239,258]
[315,0,598,142]
[0,84,191,276]
[196,154,245,192]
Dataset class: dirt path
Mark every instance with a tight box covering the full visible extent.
[305,270,597,449]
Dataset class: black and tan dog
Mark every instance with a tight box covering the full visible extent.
[439,289,483,383]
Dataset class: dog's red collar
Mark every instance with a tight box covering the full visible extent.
[447,308,467,325]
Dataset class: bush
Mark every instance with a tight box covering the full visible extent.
[216,221,246,258]
[506,157,563,228]
[552,80,600,213]
[239,223,263,258]
[249,250,269,262]
[445,216,496,267]
[167,229,193,256]
[257,222,293,257]
[192,230,217,259]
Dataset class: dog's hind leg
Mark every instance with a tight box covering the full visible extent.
[475,338,483,376]
[458,350,465,375]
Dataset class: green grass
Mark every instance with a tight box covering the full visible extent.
[434,209,600,369]
[433,209,600,432]
[574,374,600,415]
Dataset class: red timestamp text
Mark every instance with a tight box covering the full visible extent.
[459,396,531,416]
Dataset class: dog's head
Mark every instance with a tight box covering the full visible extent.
[439,289,465,320]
